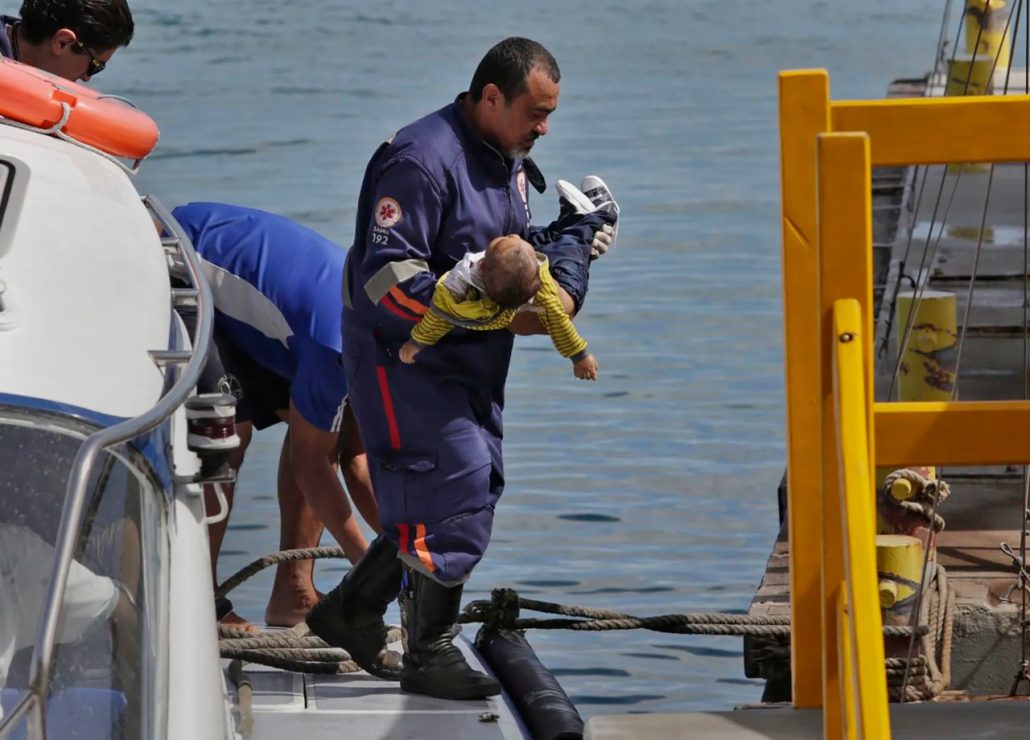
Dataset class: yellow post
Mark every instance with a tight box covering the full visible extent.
[965,0,1011,71]
[946,56,994,96]
[818,132,875,739]
[894,290,958,402]
[833,298,892,740]
[944,51,993,173]
[779,69,831,709]
[877,535,923,686]
[876,535,923,622]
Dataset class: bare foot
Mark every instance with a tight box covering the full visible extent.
[265,589,322,627]
[219,610,262,636]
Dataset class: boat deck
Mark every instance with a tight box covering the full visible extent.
[226,636,530,740]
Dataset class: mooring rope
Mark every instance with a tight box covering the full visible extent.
[216,546,950,707]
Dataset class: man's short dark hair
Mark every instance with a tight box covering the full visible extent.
[469,37,560,103]
[19,0,134,50]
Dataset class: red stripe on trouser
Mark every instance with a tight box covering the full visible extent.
[397,522,411,556]
[375,365,401,450]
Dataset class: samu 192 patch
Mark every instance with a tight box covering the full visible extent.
[374,197,403,228]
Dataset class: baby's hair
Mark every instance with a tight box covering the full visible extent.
[481,236,540,308]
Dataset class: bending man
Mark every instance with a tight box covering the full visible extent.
[173,202,379,633]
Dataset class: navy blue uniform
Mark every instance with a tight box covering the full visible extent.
[174,203,348,432]
[343,97,609,584]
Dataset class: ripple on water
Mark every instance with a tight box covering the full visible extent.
[556,513,622,523]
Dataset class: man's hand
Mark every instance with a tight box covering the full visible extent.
[399,340,420,364]
[573,353,599,380]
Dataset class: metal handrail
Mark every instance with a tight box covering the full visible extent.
[0,195,212,739]
[831,298,891,739]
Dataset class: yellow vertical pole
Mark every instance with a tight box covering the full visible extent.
[817,132,875,739]
[779,69,831,709]
[833,298,892,740]
[965,0,1012,71]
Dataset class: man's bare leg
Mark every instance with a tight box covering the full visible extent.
[266,429,328,626]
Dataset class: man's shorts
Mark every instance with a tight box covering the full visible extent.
[177,297,290,431]
[198,331,289,430]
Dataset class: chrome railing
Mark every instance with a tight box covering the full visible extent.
[0,195,212,740]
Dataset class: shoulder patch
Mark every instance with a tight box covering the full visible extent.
[375,197,402,228]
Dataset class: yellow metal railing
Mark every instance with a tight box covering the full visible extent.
[780,67,1030,737]
[831,298,890,740]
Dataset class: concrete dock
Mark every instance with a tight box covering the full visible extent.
[585,700,1030,739]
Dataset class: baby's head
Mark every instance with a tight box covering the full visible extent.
[481,235,540,308]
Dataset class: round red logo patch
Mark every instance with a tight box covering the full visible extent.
[517,170,528,204]
[374,197,402,228]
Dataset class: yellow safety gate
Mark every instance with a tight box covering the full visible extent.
[779,68,1030,738]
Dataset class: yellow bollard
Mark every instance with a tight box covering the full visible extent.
[878,535,926,699]
[894,290,958,402]
[965,1,1011,73]
[877,535,924,624]
[876,466,939,538]
[877,289,953,538]
[946,56,994,97]
[945,52,995,173]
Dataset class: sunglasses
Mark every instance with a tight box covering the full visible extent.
[74,40,106,77]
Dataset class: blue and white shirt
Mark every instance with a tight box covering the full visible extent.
[173,202,348,431]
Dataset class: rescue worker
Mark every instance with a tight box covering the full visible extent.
[306,37,617,700]
[1,0,134,81]
[172,202,380,634]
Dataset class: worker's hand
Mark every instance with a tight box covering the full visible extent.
[573,353,598,380]
[399,341,420,364]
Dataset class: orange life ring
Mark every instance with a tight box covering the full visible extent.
[0,57,159,160]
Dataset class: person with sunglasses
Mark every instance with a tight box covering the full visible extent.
[2,0,133,81]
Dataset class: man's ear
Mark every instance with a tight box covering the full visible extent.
[481,83,503,109]
[50,28,77,54]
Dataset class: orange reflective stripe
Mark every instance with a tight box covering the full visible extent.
[414,524,436,572]
[388,286,428,316]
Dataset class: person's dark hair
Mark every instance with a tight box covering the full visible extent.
[482,237,541,309]
[19,0,134,49]
[469,37,560,103]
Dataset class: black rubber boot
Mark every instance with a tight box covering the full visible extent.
[306,535,403,680]
[400,570,501,700]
